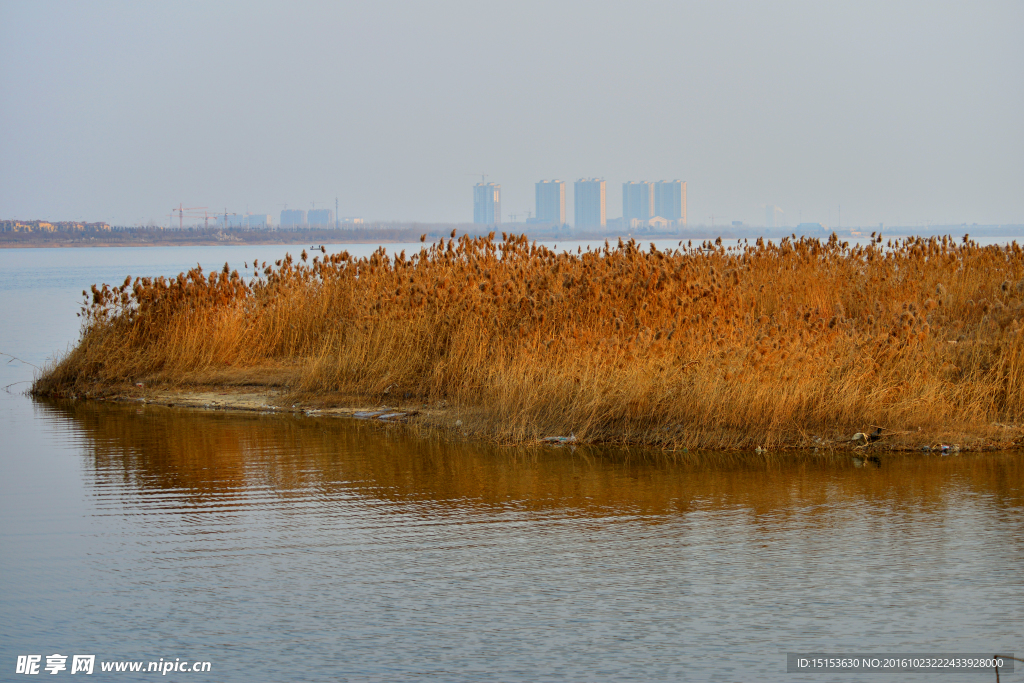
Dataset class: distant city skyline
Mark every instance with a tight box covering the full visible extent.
[1,3,1020,227]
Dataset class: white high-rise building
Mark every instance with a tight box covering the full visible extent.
[623,181,655,222]
[246,214,272,229]
[535,180,565,224]
[473,183,501,224]
[765,205,783,228]
[280,209,307,228]
[574,179,606,228]
[654,180,686,224]
[308,209,335,228]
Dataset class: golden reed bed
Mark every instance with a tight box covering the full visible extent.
[33,232,1024,450]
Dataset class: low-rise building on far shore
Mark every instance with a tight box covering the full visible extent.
[1,220,111,233]
[216,215,246,228]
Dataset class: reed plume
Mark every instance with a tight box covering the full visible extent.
[35,233,1024,448]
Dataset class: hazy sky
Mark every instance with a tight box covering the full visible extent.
[1,1,1021,227]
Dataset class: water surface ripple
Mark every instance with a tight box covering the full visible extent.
[1,245,1021,681]
[2,398,1020,682]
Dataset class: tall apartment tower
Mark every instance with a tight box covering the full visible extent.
[308,209,335,228]
[246,214,272,229]
[623,181,655,222]
[654,180,687,224]
[574,178,606,228]
[280,209,307,228]
[473,183,501,224]
[535,180,565,224]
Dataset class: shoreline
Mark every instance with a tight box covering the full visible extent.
[6,228,1023,251]
[35,382,1024,454]
[0,237,422,249]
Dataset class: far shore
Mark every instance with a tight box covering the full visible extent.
[0,237,420,248]
[0,227,433,249]
[5,223,1023,250]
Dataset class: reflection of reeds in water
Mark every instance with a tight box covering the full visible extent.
[39,398,1024,521]
[35,233,1024,447]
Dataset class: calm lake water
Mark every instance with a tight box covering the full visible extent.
[1,244,1022,682]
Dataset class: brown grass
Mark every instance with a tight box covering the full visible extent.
[33,232,1024,448]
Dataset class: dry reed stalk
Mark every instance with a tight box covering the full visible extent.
[34,233,1024,448]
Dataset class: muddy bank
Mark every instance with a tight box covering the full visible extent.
[38,380,1024,455]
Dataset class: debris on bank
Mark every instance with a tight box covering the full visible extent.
[851,427,884,447]
[353,409,409,422]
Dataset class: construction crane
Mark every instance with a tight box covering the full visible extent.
[198,209,222,230]
[171,204,208,230]
[467,172,489,184]
[219,208,239,230]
